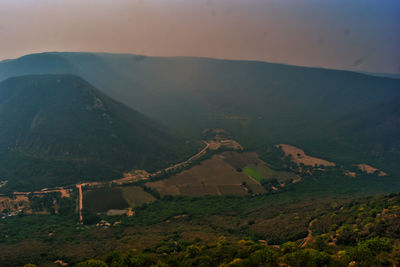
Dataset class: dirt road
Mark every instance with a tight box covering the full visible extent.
[76,184,83,223]
[301,219,316,248]
[152,141,210,176]
[165,141,210,172]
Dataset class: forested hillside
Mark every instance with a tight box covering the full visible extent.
[1,52,399,176]
[0,74,199,190]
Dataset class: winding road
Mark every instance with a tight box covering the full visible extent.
[163,141,209,173]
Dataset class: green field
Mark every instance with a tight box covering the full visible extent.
[243,166,265,182]
[243,164,297,183]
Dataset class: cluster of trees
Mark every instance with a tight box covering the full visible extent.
[259,178,281,193]
[311,193,400,245]
[3,191,399,266]
[0,194,77,245]
[28,192,61,214]
[257,146,296,172]
[69,236,398,267]
[140,185,161,200]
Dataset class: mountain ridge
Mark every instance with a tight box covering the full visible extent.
[0,52,399,178]
[3,52,400,80]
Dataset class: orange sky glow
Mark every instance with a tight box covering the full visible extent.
[1,0,399,74]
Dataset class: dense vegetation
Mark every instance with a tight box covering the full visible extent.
[0,74,200,191]
[73,236,398,267]
[3,192,398,266]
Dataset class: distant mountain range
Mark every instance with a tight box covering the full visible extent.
[0,74,198,190]
[359,71,400,79]
[0,52,399,187]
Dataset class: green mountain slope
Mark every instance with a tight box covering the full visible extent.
[0,52,399,175]
[0,74,198,190]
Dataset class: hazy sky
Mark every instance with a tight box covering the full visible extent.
[1,0,399,73]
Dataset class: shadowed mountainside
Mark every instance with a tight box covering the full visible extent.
[0,74,199,190]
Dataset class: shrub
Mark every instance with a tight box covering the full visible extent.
[76,259,108,267]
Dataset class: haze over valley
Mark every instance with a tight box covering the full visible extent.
[0,1,399,266]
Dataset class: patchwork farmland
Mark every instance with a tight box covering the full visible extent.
[146,152,273,197]
[82,150,300,213]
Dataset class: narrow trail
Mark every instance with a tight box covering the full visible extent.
[302,219,317,248]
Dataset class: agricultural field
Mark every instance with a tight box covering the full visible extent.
[84,186,155,213]
[243,167,264,182]
[146,152,266,197]
[83,187,129,213]
[243,164,298,184]
[219,150,298,184]
[219,151,259,169]
[121,186,156,207]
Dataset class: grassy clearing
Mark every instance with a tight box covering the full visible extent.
[122,186,155,207]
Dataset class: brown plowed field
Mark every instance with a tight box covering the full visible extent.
[146,152,265,197]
